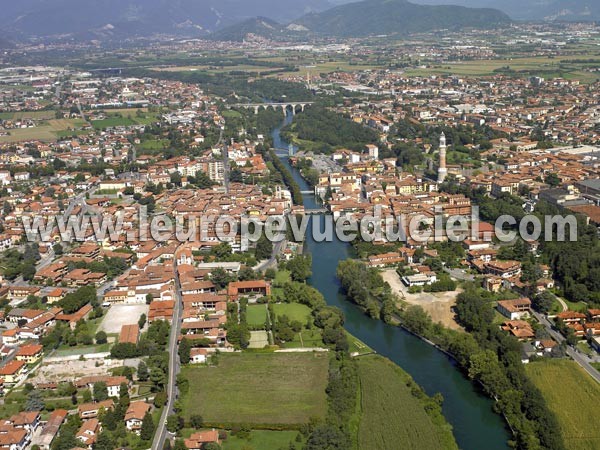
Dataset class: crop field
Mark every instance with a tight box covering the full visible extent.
[180,352,329,425]
[0,126,57,143]
[525,359,600,450]
[356,355,458,450]
[0,110,56,120]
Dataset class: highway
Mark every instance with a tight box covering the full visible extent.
[152,254,184,450]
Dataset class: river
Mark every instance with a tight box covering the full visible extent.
[272,112,510,450]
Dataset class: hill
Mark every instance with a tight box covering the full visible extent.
[209,17,291,42]
[292,0,511,37]
[0,0,333,39]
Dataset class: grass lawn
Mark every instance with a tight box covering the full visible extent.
[356,355,458,450]
[272,303,312,323]
[246,304,268,327]
[274,270,291,285]
[347,331,373,355]
[180,352,329,425]
[525,359,600,450]
[221,430,303,450]
[53,343,110,357]
[280,328,323,349]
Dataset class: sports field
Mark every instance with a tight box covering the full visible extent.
[525,359,600,450]
[356,354,458,450]
[180,352,329,425]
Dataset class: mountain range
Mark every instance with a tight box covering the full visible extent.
[411,0,600,21]
[0,0,597,42]
[0,0,332,40]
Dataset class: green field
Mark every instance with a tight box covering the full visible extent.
[247,304,268,326]
[525,359,600,450]
[180,352,329,425]
[221,430,303,450]
[272,303,312,323]
[356,355,458,450]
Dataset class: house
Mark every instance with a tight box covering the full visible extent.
[77,400,114,420]
[484,260,522,278]
[0,428,28,450]
[556,311,586,324]
[0,360,26,384]
[125,401,151,433]
[7,411,41,433]
[501,320,534,340]
[55,304,93,330]
[15,344,43,364]
[46,288,67,304]
[76,418,101,449]
[227,280,271,300]
[497,298,531,320]
[190,348,208,364]
[37,409,68,450]
[184,429,221,450]
[76,376,129,398]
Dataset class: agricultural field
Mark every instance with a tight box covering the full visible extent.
[525,359,600,450]
[0,116,91,142]
[179,352,329,425]
[356,354,458,450]
[404,55,600,83]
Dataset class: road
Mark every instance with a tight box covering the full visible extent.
[255,238,286,272]
[532,311,600,384]
[152,254,184,450]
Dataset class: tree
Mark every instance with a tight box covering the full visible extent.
[189,414,203,428]
[93,382,108,401]
[25,390,44,411]
[173,440,188,450]
[139,313,147,329]
[178,338,191,364]
[210,268,231,290]
[138,361,149,381]
[153,391,167,408]
[287,254,312,282]
[255,233,273,260]
[146,293,154,305]
[166,415,183,433]
[93,431,115,450]
[53,243,64,255]
[140,411,155,441]
[95,330,107,344]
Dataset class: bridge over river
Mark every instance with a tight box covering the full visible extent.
[229,101,314,115]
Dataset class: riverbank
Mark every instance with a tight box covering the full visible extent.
[356,354,458,450]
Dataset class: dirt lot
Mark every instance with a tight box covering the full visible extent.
[33,357,122,384]
[381,269,462,331]
[98,304,149,334]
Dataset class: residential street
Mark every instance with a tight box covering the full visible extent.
[152,255,183,450]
